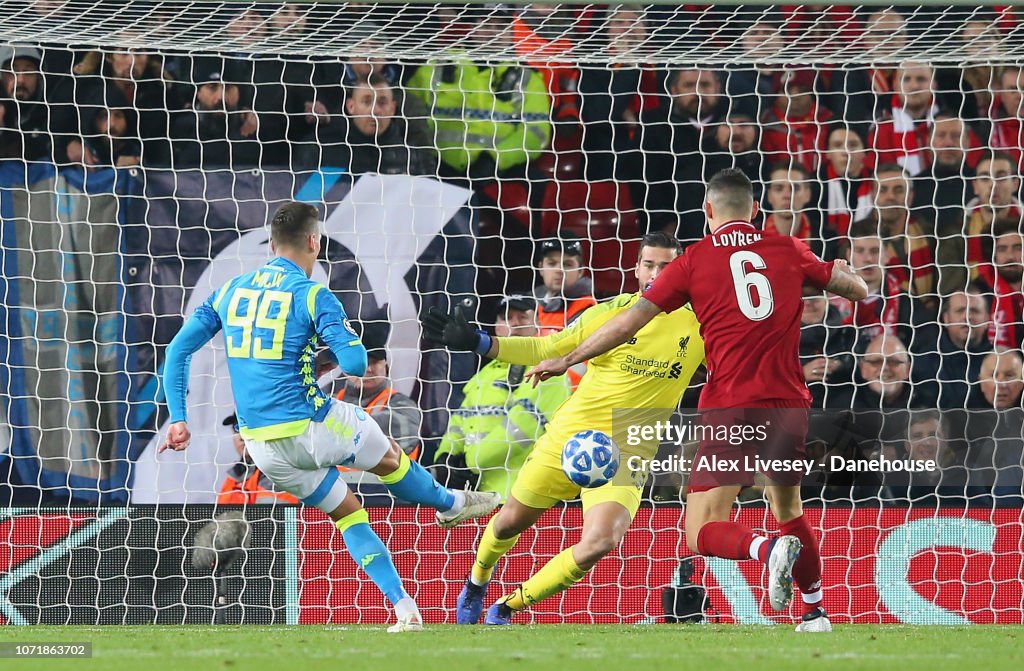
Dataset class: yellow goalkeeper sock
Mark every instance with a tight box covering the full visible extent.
[471,516,520,585]
[501,547,588,611]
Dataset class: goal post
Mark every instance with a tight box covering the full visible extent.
[0,1,1023,625]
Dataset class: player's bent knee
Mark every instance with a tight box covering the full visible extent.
[576,532,618,565]
[369,441,403,476]
[491,510,526,540]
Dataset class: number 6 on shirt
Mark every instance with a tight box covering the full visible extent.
[729,250,774,321]
[225,288,293,359]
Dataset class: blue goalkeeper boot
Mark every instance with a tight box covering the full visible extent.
[484,602,514,625]
[456,579,487,624]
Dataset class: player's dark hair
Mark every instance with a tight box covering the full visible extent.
[706,168,754,218]
[638,231,682,258]
[271,202,320,249]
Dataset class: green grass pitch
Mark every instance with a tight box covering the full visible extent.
[1,625,1022,671]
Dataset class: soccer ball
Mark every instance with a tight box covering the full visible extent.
[562,430,620,488]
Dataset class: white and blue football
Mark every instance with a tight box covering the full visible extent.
[562,430,620,488]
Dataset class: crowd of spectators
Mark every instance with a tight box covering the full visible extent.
[3,2,1024,503]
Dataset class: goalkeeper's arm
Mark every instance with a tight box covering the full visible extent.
[422,301,622,366]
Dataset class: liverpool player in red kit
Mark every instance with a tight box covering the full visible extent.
[527,169,867,632]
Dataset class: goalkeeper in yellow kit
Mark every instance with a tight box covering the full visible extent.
[422,232,705,624]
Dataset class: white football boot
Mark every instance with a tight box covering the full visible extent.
[767,535,802,611]
[387,611,424,633]
[436,491,501,528]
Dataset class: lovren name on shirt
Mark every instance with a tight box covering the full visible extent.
[712,230,763,247]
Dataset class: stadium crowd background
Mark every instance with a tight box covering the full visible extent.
[2,2,1024,505]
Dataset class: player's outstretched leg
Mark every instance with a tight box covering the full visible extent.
[369,442,500,527]
[767,487,831,631]
[458,497,546,624]
[328,489,422,632]
[487,501,630,625]
[686,485,800,612]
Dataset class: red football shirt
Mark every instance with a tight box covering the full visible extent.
[644,220,835,409]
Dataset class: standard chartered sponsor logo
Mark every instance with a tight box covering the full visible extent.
[619,354,681,378]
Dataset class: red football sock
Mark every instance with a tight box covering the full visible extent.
[696,521,761,560]
[779,514,823,614]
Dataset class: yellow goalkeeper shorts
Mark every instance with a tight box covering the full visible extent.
[510,433,646,518]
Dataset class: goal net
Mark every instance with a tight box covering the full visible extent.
[0,0,1023,626]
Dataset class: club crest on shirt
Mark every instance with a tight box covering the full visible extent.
[677,336,690,357]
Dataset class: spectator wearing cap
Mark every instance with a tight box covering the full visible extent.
[432,296,572,500]
[217,412,299,504]
[334,321,423,460]
[759,68,835,174]
[170,56,262,169]
[71,43,183,166]
[1,45,73,161]
[629,68,726,238]
[533,232,596,336]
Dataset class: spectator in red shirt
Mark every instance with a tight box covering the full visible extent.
[868,62,940,176]
[820,125,872,236]
[870,163,938,310]
[760,69,834,174]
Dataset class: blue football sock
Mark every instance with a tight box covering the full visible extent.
[378,451,456,512]
[337,510,408,605]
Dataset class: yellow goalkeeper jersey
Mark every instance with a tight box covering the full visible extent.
[496,293,705,455]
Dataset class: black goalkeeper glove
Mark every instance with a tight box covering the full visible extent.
[421,306,485,352]
[428,453,479,491]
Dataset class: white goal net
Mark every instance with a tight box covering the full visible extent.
[0,0,1022,626]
